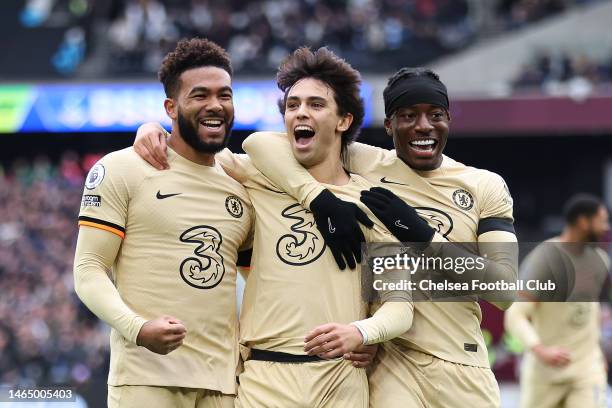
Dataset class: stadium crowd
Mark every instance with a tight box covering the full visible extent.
[498,0,572,29]
[103,0,475,74]
[513,50,612,92]
[16,0,604,77]
[0,153,108,388]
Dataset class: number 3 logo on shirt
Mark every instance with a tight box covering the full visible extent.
[179,226,226,289]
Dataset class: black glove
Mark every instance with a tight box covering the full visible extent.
[360,187,434,243]
[310,189,374,270]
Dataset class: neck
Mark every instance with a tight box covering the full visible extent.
[306,154,349,185]
[167,130,215,166]
[559,227,585,244]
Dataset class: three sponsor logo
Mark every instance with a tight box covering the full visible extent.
[179,225,226,289]
[276,204,326,266]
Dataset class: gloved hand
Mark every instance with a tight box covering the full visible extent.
[310,189,374,270]
[360,187,434,243]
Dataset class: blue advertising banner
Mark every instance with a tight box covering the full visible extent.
[0,81,372,133]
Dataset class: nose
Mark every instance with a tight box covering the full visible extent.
[206,96,223,114]
[296,102,309,119]
[414,113,433,133]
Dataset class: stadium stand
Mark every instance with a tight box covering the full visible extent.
[432,0,612,94]
[4,0,604,79]
[512,50,612,90]
[0,153,108,401]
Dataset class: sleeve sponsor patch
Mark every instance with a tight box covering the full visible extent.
[81,195,101,207]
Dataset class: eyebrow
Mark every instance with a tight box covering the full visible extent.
[396,106,444,114]
[188,86,233,96]
[286,95,327,103]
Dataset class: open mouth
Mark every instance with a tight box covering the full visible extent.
[294,125,316,147]
[408,138,437,155]
[199,118,224,130]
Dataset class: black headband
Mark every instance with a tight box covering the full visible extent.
[383,75,449,117]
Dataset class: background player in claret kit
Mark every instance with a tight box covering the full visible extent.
[73,38,253,408]
[134,47,414,408]
[242,67,519,407]
[505,194,610,408]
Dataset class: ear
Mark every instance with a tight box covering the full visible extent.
[384,117,392,136]
[164,98,177,121]
[446,109,452,122]
[337,113,353,133]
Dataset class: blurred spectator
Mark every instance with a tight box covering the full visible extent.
[498,0,567,29]
[513,50,612,96]
[0,153,106,388]
[11,0,606,77]
[16,0,475,75]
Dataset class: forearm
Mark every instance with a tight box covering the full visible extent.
[73,227,146,343]
[504,303,540,349]
[477,231,519,308]
[352,301,413,345]
[425,231,518,307]
[242,131,324,207]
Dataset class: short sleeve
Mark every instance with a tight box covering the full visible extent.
[78,152,134,239]
[477,172,514,235]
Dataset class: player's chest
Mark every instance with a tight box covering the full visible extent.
[373,171,480,241]
[542,303,595,329]
[250,188,329,267]
[127,179,249,243]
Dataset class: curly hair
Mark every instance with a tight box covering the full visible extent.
[158,38,233,98]
[276,47,364,146]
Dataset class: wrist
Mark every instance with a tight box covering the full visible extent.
[350,322,367,345]
[134,318,149,346]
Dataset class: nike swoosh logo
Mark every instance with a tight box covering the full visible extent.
[395,220,410,230]
[328,217,336,234]
[264,186,287,195]
[156,191,182,199]
[380,177,409,187]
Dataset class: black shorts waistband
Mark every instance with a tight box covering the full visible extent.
[249,349,324,363]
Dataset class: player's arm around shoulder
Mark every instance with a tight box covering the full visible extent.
[242,131,326,206]
[216,148,258,187]
[344,141,395,175]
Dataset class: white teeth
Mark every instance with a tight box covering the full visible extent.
[202,119,222,126]
[410,139,435,146]
[295,125,314,132]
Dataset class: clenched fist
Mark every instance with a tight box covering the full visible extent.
[136,315,187,355]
